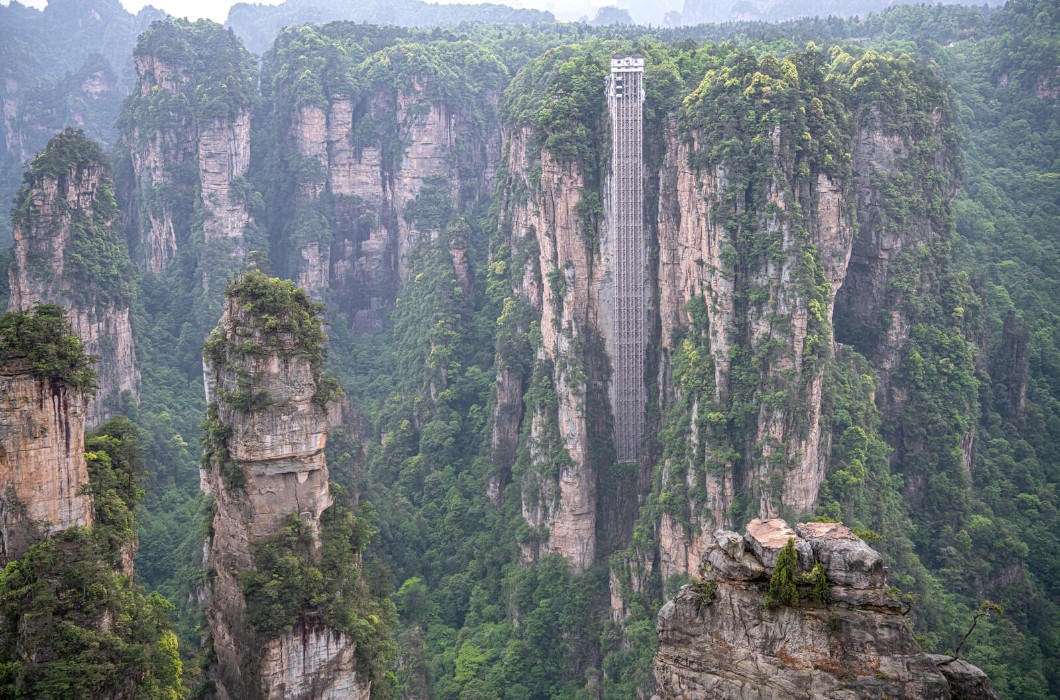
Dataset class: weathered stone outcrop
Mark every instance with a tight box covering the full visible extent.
[120,52,197,274]
[500,125,603,572]
[652,116,855,582]
[258,624,369,700]
[7,129,139,426]
[199,110,252,286]
[652,520,998,699]
[202,273,369,700]
[118,20,254,283]
[0,356,93,562]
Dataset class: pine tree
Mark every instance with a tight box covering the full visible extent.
[766,538,801,609]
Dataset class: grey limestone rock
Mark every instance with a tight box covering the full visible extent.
[653,519,997,699]
[796,521,887,589]
[928,656,1001,700]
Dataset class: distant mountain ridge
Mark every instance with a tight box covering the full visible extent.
[226,0,556,55]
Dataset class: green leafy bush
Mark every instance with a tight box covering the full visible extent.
[0,304,96,391]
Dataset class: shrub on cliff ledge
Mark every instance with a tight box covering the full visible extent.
[239,488,395,680]
[0,304,96,391]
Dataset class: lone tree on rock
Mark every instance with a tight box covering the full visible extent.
[766,538,801,609]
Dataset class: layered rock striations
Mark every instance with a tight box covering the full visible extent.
[201,271,379,700]
[7,128,139,426]
[652,519,998,699]
[497,120,606,572]
[491,48,965,586]
[262,28,505,334]
[0,308,94,562]
[117,19,257,282]
[644,51,960,589]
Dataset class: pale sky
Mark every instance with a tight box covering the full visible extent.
[2,0,647,23]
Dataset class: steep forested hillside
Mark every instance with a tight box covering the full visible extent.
[0,1,1056,699]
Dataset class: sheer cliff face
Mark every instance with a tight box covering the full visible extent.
[118,20,255,281]
[202,276,369,700]
[263,32,505,335]
[834,106,957,419]
[284,87,499,329]
[652,520,998,700]
[122,53,196,274]
[7,130,139,426]
[494,50,959,577]
[501,125,603,572]
[282,88,484,310]
[0,357,93,562]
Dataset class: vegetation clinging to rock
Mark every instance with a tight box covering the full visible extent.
[0,304,96,391]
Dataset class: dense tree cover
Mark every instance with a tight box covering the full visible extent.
[0,304,97,390]
[0,417,183,699]
[240,490,396,687]
[227,0,555,56]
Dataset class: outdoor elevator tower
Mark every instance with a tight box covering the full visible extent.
[607,53,646,463]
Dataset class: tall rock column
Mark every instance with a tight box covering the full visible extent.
[202,271,382,700]
[0,305,94,562]
[119,49,197,273]
[7,128,139,426]
[117,19,257,288]
[500,123,602,573]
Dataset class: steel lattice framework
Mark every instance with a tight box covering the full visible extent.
[607,54,646,464]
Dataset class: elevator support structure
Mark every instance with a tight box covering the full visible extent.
[607,53,646,464]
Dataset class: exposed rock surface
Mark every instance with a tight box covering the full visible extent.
[7,130,139,426]
[258,624,370,700]
[274,62,501,334]
[929,656,1001,700]
[121,52,197,274]
[0,356,93,562]
[202,276,367,700]
[652,522,997,700]
[500,125,602,572]
[118,22,254,283]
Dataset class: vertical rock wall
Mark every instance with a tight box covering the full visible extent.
[493,50,960,588]
[501,125,603,572]
[117,20,255,285]
[121,52,197,274]
[202,275,369,700]
[0,356,93,562]
[264,34,504,335]
[7,130,139,426]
